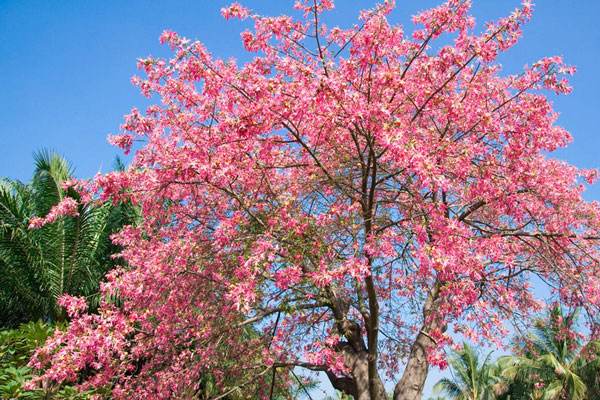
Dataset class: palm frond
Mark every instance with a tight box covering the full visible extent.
[0,151,136,327]
[433,377,464,399]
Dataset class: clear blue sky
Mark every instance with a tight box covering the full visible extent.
[1,0,599,397]
[1,0,599,192]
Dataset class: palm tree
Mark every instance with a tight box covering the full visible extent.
[433,343,498,400]
[575,340,600,399]
[498,307,599,400]
[0,150,137,327]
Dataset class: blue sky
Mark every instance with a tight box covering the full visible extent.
[1,0,599,398]
[1,0,599,191]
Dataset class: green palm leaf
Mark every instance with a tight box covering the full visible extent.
[497,307,595,400]
[433,343,498,400]
[0,151,136,327]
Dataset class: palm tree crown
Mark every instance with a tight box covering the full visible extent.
[499,306,600,400]
[433,343,498,400]
[0,151,136,327]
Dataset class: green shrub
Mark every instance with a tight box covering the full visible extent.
[0,321,97,399]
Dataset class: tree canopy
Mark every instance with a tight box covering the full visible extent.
[27,1,600,399]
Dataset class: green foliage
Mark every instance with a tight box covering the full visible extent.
[462,306,600,400]
[497,307,590,400]
[0,150,138,327]
[433,308,600,400]
[433,343,499,400]
[323,391,354,400]
[0,321,51,399]
[0,321,95,399]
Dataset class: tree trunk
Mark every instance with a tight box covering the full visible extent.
[392,329,434,400]
[393,283,444,400]
[349,350,386,400]
[327,344,387,400]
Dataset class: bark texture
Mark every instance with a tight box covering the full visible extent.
[327,320,387,400]
[392,329,434,400]
[393,283,445,400]
[327,349,387,400]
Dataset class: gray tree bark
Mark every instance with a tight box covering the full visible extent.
[393,283,445,400]
[392,329,435,400]
[327,346,387,400]
[326,320,387,400]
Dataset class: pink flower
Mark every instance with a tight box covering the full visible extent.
[221,3,250,20]
[58,294,88,317]
[582,169,599,184]
[108,134,134,155]
[28,216,45,229]
[159,30,182,49]
[273,266,302,289]
[28,197,79,229]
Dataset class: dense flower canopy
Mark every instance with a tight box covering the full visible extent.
[29,1,600,399]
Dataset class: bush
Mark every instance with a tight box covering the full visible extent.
[0,321,98,399]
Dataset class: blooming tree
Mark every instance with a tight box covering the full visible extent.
[29,1,600,399]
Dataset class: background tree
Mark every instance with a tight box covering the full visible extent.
[28,1,600,399]
[0,151,136,327]
[575,341,600,399]
[498,307,600,400]
[433,343,497,400]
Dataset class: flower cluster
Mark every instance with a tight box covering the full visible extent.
[28,197,79,229]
